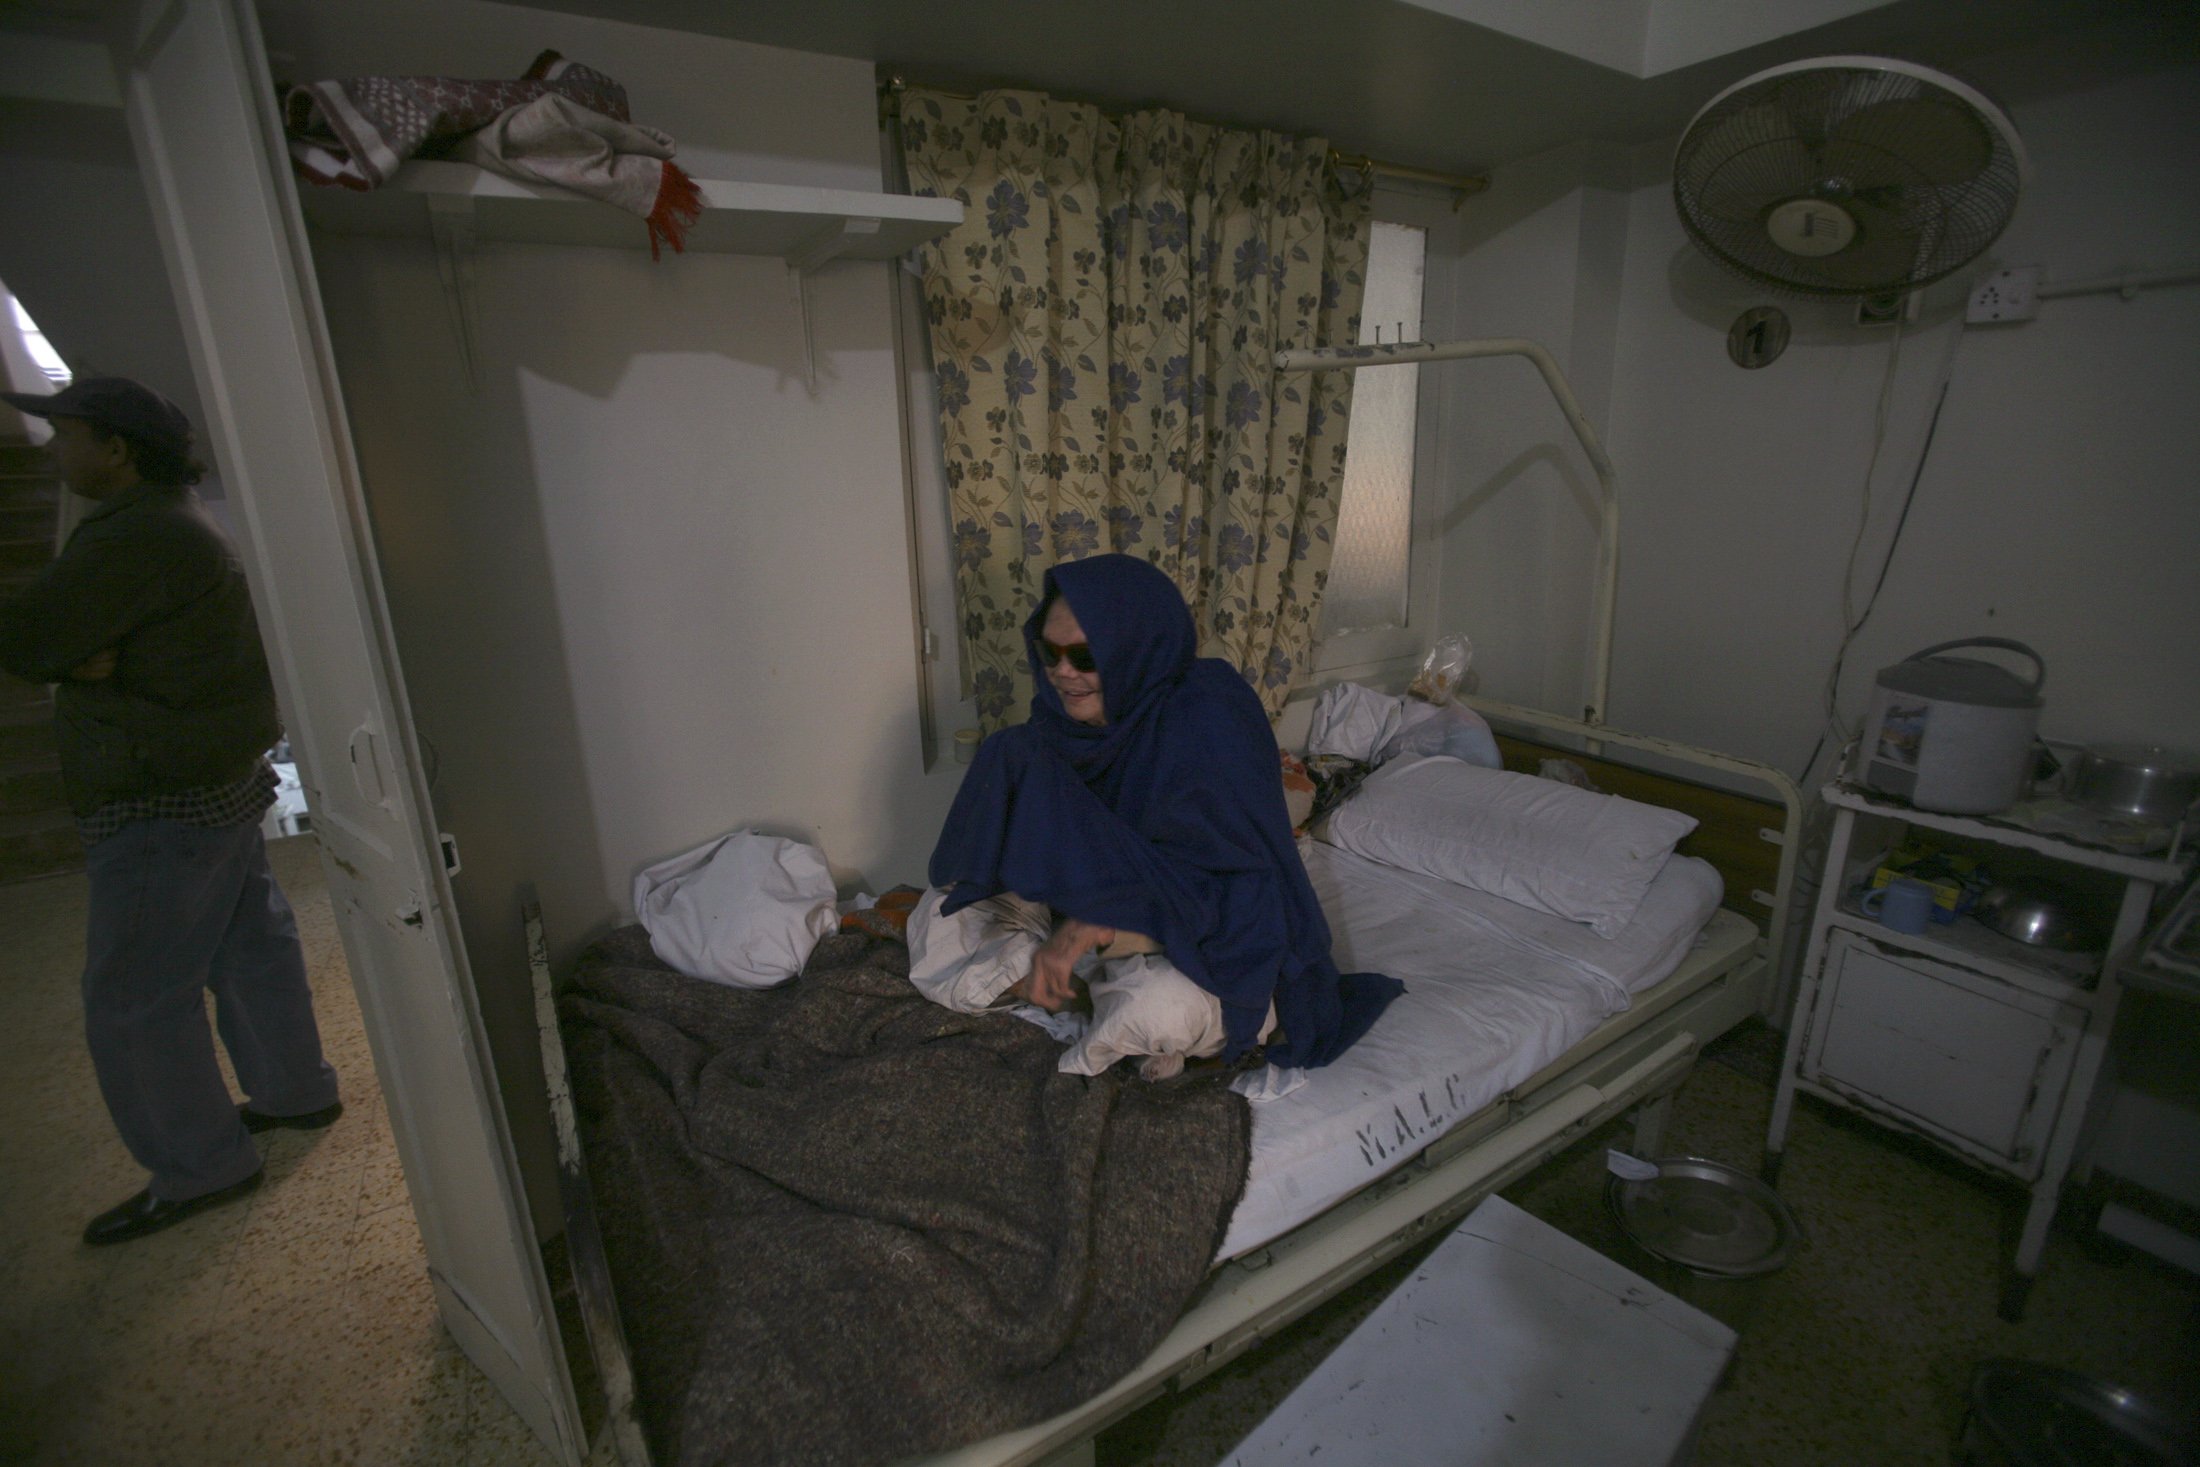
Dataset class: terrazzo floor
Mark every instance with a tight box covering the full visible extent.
[1,836,2193,1465]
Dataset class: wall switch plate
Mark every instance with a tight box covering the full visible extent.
[1967,266,2041,323]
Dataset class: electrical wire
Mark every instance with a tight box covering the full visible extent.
[1783,315,1969,960]
[1801,314,1907,783]
[1793,317,1968,789]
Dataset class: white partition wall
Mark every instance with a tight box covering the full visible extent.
[114,0,582,1457]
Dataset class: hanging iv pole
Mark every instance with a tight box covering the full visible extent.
[1274,338,1620,727]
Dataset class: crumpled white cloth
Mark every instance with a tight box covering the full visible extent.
[906,888,1089,1044]
[1230,1063,1311,1103]
[632,831,836,988]
[909,888,1282,1071]
[1306,681,1416,762]
[1306,681,1503,770]
[1059,955,1233,1081]
[907,887,1050,1011]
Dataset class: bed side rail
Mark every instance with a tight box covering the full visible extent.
[527,903,655,1467]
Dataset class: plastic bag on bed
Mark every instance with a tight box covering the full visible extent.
[1406,632,1475,705]
[1372,701,1502,770]
[632,830,837,987]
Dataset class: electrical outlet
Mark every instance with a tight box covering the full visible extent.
[1967,266,2041,324]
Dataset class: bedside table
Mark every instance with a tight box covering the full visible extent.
[1763,778,2191,1320]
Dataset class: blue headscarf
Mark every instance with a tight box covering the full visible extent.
[929,554,1401,1067]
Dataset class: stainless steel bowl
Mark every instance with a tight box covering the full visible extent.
[2074,744,2200,822]
[1959,1359,2200,1467]
[1974,883,2099,951]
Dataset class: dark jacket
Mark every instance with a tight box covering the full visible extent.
[0,482,280,815]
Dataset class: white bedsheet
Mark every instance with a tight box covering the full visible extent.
[1218,842,1731,1259]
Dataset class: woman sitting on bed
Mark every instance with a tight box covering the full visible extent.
[928,553,1401,1068]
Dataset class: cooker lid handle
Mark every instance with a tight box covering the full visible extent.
[1902,637,2045,695]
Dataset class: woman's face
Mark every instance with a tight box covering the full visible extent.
[1040,598,1105,726]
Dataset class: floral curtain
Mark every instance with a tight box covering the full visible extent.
[900,89,1372,727]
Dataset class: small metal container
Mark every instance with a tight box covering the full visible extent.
[1956,1359,2199,1466]
[1973,882,2101,952]
[1605,1156,1800,1334]
[2073,744,2200,823]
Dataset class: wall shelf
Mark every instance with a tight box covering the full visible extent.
[296,160,963,387]
[299,159,962,257]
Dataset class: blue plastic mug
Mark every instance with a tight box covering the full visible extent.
[1861,877,1936,934]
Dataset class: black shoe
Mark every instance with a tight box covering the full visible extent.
[239,1099,343,1133]
[82,1170,263,1247]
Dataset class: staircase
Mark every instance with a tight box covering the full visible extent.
[0,437,83,884]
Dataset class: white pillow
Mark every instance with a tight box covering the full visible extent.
[1317,754,1698,938]
[1459,854,1726,996]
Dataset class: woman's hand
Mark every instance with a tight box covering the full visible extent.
[1016,915,1115,1011]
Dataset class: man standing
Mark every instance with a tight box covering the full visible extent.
[0,377,340,1245]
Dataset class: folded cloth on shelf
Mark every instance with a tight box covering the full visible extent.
[456,93,702,258]
[282,48,699,255]
[561,925,1250,1467]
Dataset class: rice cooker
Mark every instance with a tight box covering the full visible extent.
[1858,639,2044,815]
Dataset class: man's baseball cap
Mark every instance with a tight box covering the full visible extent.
[1,376,195,458]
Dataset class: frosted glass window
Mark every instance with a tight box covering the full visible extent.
[1322,221,1425,636]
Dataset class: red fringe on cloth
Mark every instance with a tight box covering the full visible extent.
[647,161,703,260]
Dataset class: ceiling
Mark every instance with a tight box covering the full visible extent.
[520,0,2199,177]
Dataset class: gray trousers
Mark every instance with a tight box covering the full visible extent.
[83,817,339,1201]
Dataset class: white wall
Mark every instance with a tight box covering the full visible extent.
[1431,141,1632,720]
[264,0,967,1231]
[1606,62,2200,779]
[1438,57,2200,781]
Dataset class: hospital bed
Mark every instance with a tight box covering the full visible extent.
[531,697,1802,1467]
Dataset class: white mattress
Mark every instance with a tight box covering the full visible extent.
[1218,841,1738,1259]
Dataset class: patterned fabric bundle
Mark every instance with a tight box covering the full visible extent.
[282,49,701,257]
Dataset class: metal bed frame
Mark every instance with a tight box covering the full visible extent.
[530,700,1803,1467]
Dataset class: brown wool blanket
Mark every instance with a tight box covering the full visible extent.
[560,926,1252,1467]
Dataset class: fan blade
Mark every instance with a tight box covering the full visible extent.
[1828,97,1995,187]
[1688,136,1822,225]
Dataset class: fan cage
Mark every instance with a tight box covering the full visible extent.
[1674,62,2024,298]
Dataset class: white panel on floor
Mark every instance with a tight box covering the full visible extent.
[1222,1195,1735,1467]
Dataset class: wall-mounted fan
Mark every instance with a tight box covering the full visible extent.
[1674,56,2028,297]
